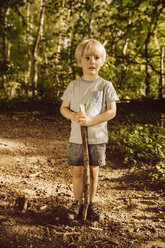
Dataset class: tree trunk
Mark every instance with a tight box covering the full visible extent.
[120,38,129,97]
[88,0,95,38]
[145,30,151,97]
[1,7,8,87]
[57,0,65,55]
[69,0,90,79]
[144,4,163,98]
[25,1,32,97]
[31,0,45,96]
[54,0,65,95]
[158,46,164,99]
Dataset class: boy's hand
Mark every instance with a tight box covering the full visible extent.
[74,111,92,126]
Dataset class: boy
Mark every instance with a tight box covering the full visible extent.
[60,39,119,221]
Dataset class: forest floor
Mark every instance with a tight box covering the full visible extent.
[0,101,165,248]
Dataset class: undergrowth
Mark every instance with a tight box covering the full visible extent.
[109,116,165,180]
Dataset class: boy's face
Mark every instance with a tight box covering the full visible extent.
[78,50,104,80]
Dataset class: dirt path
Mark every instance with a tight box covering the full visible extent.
[0,113,164,248]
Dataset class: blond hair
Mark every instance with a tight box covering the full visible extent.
[75,39,106,64]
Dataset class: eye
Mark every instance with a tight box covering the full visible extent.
[95,56,100,60]
[85,57,90,60]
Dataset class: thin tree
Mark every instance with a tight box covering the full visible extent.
[159,46,164,99]
[31,0,45,96]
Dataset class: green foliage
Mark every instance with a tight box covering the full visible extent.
[109,119,165,180]
[151,162,165,180]
[0,0,165,100]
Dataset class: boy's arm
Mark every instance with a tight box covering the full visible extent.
[60,101,117,126]
[60,101,75,121]
[60,101,86,124]
[80,101,117,126]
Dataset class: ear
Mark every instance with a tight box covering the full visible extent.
[78,59,82,68]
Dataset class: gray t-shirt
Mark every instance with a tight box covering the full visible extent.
[61,77,119,144]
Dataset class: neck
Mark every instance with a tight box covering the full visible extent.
[82,74,100,81]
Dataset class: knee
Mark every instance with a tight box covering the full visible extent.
[90,166,99,179]
[73,167,84,179]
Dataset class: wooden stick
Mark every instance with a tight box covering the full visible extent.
[80,105,90,220]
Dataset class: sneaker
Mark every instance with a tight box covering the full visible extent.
[67,201,82,220]
[87,202,105,222]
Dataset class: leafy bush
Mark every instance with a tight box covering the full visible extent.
[109,121,165,180]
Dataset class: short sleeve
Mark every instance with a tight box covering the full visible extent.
[105,82,119,103]
[61,82,73,104]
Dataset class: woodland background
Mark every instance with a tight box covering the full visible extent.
[0,1,165,247]
[0,0,165,101]
[0,0,165,180]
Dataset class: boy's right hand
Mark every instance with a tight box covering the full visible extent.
[74,111,86,125]
[74,111,93,126]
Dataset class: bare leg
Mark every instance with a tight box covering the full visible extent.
[72,166,84,205]
[89,166,99,203]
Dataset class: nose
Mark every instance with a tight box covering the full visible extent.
[90,57,95,63]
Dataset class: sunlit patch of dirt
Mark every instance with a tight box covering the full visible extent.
[0,113,164,248]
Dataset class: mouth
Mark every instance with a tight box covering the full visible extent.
[89,67,95,70]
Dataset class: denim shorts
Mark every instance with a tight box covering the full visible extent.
[68,143,106,166]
